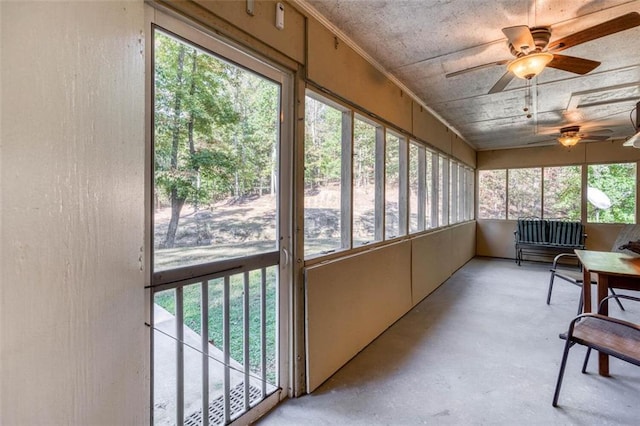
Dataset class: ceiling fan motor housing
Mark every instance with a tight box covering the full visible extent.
[560,125,581,136]
[509,27,551,56]
[530,27,551,51]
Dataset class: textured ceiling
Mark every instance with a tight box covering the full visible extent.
[300,0,640,150]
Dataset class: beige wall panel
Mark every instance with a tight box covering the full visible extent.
[451,134,477,168]
[411,230,453,305]
[193,0,305,63]
[412,100,451,153]
[476,220,516,258]
[1,2,147,424]
[307,18,412,131]
[451,222,477,269]
[305,242,412,392]
[585,139,640,163]
[478,140,640,170]
[584,224,626,251]
[478,221,622,258]
[477,144,586,170]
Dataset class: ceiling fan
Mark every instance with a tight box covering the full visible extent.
[446,12,640,94]
[537,124,613,147]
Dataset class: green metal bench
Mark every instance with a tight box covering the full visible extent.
[514,217,585,265]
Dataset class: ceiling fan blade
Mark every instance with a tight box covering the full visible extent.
[488,71,515,94]
[548,12,640,52]
[445,59,509,78]
[584,128,614,135]
[547,54,600,75]
[580,134,610,141]
[502,25,535,52]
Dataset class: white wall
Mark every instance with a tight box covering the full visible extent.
[1,2,147,424]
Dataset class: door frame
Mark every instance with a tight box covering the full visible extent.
[145,5,294,423]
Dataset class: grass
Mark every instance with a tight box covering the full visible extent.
[155,267,278,385]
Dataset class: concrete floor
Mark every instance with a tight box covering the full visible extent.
[257,257,640,425]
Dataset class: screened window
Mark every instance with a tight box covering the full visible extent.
[543,166,581,220]
[353,116,380,246]
[449,161,459,224]
[587,163,636,223]
[438,155,449,227]
[304,94,350,256]
[508,168,541,219]
[409,142,422,233]
[153,30,279,272]
[385,132,402,239]
[478,169,506,219]
[426,149,436,228]
[303,92,472,253]
[466,167,475,221]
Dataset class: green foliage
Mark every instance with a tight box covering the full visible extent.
[154,32,238,210]
[154,30,280,246]
[304,97,343,188]
[544,166,581,220]
[353,118,376,188]
[479,163,636,224]
[588,163,637,223]
[385,133,400,185]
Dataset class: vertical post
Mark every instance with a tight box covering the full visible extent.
[261,268,267,396]
[441,156,449,226]
[374,127,385,241]
[243,271,251,409]
[223,276,231,423]
[341,110,353,249]
[417,145,426,231]
[201,281,209,426]
[398,136,408,236]
[431,153,439,228]
[176,286,184,426]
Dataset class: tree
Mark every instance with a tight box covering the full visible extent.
[154,32,238,248]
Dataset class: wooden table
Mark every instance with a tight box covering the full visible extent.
[574,249,640,375]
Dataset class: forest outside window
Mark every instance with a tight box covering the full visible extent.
[508,168,542,219]
[353,115,383,247]
[303,90,475,258]
[478,163,637,224]
[478,169,507,219]
[587,163,636,223]
[304,93,350,257]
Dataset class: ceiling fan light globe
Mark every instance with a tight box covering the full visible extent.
[558,134,581,147]
[507,52,553,79]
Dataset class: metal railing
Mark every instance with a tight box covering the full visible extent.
[150,252,279,425]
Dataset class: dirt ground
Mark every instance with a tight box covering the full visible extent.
[153,184,407,268]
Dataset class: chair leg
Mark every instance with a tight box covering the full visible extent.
[553,337,573,407]
[582,347,591,373]
[577,288,584,316]
[547,272,556,305]
[609,288,625,311]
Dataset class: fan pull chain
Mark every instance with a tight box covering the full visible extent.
[524,79,532,119]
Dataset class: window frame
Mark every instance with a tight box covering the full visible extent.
[302,89,476,261]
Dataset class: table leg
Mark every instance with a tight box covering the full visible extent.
[582,267,591,313]
[597,274,610,376]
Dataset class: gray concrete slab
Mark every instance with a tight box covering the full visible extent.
[257,257,640,425]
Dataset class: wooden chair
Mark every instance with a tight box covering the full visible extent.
[547,225,640,314]
[552,294,640,407]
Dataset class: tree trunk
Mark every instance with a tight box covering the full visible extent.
[165,44,186,248]
[188,49,198,210]
[164,188,185,248]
